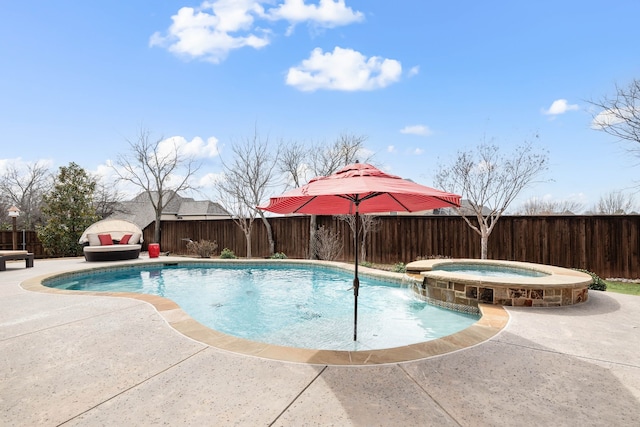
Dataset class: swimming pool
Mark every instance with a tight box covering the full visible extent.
[44,262,479,351]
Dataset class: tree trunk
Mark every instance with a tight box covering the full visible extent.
[245,231,252,258]
[308,214,317,259]
[154,216,161,244]
[259,213,275,255]
[480,233,488,259]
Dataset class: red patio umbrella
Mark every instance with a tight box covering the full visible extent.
[258,161,461,341]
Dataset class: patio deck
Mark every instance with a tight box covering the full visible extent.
[1,256,638,426]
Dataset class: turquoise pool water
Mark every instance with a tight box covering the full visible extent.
[45,263,479,351]
[433,263,549,278]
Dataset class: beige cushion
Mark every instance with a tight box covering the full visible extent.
[0,250,28,256]
[129,232,142,245]
[84,244,141,253]
[87,233,101,246]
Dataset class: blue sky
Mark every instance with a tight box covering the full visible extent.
[1,1,639,211]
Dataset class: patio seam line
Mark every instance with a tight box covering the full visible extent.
[268,365,328,426]
[57,346,210,426]
[0,300,149,343]
[398,363,464,427]
[492,339,640,369]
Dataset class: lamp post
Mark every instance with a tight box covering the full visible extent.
[8,206,20,251]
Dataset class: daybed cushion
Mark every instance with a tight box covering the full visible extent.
[86,232,141,246]
[83,244,140,253]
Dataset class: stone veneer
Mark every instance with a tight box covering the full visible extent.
[405,259,592,308]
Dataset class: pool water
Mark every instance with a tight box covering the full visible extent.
[433,263,549,278]
[45,263,479,351]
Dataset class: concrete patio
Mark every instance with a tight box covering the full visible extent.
[1,256,639,426]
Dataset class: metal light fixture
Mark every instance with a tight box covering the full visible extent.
[7,206,20,251]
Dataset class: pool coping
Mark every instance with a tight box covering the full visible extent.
[20,258,509,366]
[407,258,593,288]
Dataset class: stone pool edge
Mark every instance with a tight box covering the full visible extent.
[19,258,509,366]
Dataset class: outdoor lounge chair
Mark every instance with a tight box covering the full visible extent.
[78,219,143,262]
[0,250,34,271]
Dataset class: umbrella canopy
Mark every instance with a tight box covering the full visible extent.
[259,162,461,215]
[258,162,461,342]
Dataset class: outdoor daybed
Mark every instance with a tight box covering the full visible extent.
[78,219,143,262]
[0,250,34,271]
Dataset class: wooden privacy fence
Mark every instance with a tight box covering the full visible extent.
[156,215,639,279]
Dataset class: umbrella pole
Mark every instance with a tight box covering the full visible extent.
[353,207,360,341]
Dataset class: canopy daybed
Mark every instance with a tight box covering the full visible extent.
[78,219,143,262]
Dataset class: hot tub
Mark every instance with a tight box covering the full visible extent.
[405,259,593,308]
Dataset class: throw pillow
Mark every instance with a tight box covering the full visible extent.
[119,234,132,245]
[98,234,113,245]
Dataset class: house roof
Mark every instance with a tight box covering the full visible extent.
[177,200,230,216]
[109,191,230,229]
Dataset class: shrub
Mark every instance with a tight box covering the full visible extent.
[393,262,407,273]
[186,239,218,258]
[270,252,287,259]
[315,225,343,261]
[576,269,607,291]
[220,248,237,259]
[360,261,373,268]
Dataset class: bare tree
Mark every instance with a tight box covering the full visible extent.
[278,140,310,189]
[217,180,258,257]
[0,160,51,230]
[218,131,280,257]
[92,178,126,219]
[590,78,640,160]
[113,128,201,243]
[592,191,636,214]
[279,133,371,259]
[435,139,549,259]
[334,214,380,263]
[518,198,584,215]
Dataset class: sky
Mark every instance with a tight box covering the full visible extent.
[1,0,639,212]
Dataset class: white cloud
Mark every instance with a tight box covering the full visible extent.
[408,66,419,77]
[590,107,636,129]
[413,148,425,155]
[286,46,402,91]
[0,157,54,175]
[151,1,364,63]
[198,171,225,187]
[387,145,396,153]
[158,136,220,160]
[149,1,270,64]
[542,99,579,115]
[267,0,364,31]
[400,124,432,136]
